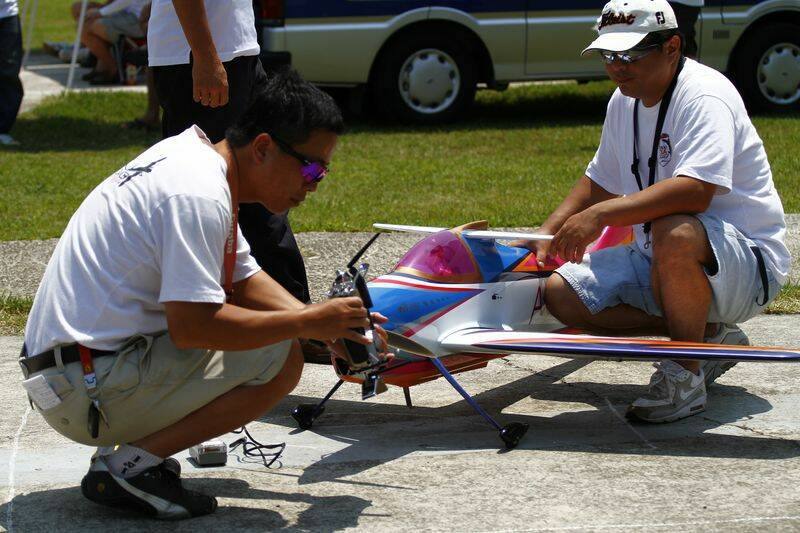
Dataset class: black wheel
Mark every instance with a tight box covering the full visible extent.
[371,31,478,123]
[732,23,800,111]
[499,422,529,449]
[292,403,323,430]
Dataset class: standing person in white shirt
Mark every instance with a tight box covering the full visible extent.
[147,0,323,363]
[668,0,703,57]
[71,0,150,84]
[0,0,22,146]
[21,69,386,519]
[515,0,790,424]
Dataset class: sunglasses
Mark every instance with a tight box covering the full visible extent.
[599,44,661,65]
[271,136,329,184]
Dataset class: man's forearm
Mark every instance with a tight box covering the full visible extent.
[168,302,305,351]
[542,176,613,233]
[591,176,716,228]
[232,271,306,312]
[171,0,218,62]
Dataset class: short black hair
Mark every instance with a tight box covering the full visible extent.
[635,29,683,53]
[226,67,345,148]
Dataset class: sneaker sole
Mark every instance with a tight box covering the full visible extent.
[627,396,707,424]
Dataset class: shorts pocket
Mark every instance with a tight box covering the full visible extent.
[97,336,150,402]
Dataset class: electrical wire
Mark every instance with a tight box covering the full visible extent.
[228,426,285,468]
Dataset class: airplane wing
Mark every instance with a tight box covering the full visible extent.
[374,223,446,234]
[439,329,800,363]
[373,223,553,241]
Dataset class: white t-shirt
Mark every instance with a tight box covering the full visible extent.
[98,0,149,19]
[147,0,260,67]
[0,0,18,19]
[24,127,261,355]
[586,58,791,283]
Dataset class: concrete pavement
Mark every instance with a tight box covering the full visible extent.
[2,311,800,531]
[19,52,146,116]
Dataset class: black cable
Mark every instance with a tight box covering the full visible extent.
[228,426,285,468]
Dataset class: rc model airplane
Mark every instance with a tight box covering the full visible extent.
[291,222,800,449]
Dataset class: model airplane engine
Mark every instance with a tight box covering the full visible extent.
[328,262,386,372]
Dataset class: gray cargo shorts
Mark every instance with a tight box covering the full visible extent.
[556,214,782,324]
[25,332,291,446]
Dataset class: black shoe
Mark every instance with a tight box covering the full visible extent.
[81,459,217,519]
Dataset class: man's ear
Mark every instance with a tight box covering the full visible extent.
[251,133,273,164]
[666,34,682,58]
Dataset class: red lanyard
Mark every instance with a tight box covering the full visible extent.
[223,158,239,302]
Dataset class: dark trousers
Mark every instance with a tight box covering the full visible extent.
[152,55,310,303]
[669,2,700,58]
[0,15,23,134]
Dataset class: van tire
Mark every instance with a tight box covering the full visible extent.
[372,32,477,123]
[732,23,800,111]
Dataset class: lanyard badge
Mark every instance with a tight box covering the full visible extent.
[631,56,685,248]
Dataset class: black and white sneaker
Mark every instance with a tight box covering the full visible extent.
[81,457,217,519]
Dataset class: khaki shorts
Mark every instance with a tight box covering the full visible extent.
[27,333,291,446]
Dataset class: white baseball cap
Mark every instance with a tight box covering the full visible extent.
[582,0,678,55]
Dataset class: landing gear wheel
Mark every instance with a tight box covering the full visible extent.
[499,422,529,449]
[372,32,477,123]
[292,403,323,430]
[733,23,800,111]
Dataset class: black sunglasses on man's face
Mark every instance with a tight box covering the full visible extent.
[271,135,329,184]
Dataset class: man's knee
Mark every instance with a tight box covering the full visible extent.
[651,215,714,267]
[545,273,589,326]
[270,339,304,395]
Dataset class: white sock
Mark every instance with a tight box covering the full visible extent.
[104,444,163,478]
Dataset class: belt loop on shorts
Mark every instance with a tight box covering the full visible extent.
[54,345,66,372]
[750,246,770,306]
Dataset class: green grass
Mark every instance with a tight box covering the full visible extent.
[20,0,78,53]
[3,83,800,239]
[0,294,32,335]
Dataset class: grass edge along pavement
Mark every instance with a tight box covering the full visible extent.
[2,284,799,335]
[2,87,800,239]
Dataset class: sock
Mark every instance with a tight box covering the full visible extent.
[104,444,163,478]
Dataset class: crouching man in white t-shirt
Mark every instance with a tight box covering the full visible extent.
[515,0,791,423]
[21,68,385,519]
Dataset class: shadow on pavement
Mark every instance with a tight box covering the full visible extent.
[0,477,371,532]
[272,360,796,485]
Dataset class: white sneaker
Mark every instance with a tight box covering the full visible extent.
[701,324,749,386]
[0,134,19,146]
[626,360,707,423]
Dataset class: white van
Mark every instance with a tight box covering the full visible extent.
[255,1,800,122]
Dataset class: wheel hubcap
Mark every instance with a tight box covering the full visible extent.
[398,48,460,114]
[757,42,800,105]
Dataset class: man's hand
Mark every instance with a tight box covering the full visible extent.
[325,313,392,360]
[509,228,554,267]
[192,56,229,107]
[550,207,604,263]
[299,297,373,344]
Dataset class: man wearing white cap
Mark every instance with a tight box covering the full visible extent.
[519,0,790,423]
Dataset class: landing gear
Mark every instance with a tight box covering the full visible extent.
[291,379,344,430]
[500,422,529,449]
[291,403,323,430]
[430,358,529,449]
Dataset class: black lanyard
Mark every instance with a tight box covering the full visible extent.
[631,56,685,248]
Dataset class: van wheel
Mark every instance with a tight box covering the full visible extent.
[372,33,477,123]
[733,23,800,111]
